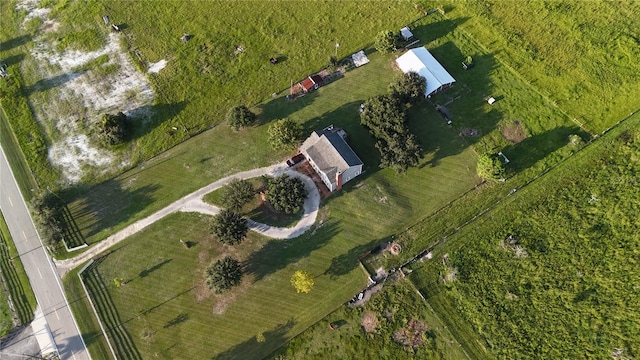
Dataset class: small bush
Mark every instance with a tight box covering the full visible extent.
[94,112,131,147]
[476,153,506,182]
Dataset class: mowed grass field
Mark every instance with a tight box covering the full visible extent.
[62,47,490,358]
[0,212,37,336]
[409,112,640,358]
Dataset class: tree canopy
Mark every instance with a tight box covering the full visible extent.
[476,153,506,182]
[290,270,314,293]
[389,71,427,105]
[30,192,65,246]
[268,118,303,149]
[225,105,256,131]
[205,257,242,293]
[210,209,248,245]
[360,94,422,172]
[95,112,131,146]
[265,174,307,214]
[220,179,255,211]
[375,30,397,54]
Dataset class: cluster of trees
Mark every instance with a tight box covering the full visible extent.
[94,112,132,146]
[360,72,427,173]
[264,174,307,214]
[30,192,65,246]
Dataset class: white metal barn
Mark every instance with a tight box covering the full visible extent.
[395,47,456,96]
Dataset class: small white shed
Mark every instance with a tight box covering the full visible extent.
[400,27,414,41]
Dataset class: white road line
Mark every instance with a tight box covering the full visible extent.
[55,309,60,320]
[37,267,43,278]
[22,230,27,240]
[7,197,12,207]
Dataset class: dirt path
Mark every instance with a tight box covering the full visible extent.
[54,163,320,276]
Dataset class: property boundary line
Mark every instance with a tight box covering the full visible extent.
[78,259,117,360]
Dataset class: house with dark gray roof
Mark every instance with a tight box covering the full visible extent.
[300,126,363,192]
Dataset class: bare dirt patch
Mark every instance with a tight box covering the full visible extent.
[459,128,480,137]
[17,0,155,183]
[502,120,528,143]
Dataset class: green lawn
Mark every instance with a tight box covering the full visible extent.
[68,46,486,356]
[409,112,640,358]
[0,212,37,336]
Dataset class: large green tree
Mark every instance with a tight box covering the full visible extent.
[205,257,242,293]
[375,30,397,54]
[265,174,307,214]
[389,71,427,105]
[220,179,255,211]
[30,192,65,247]
[476,153,506,182]
[95,112,130,146]
[268,118,303,149]
[210,209,248,245]
[360,94,422,172]
[225,105,256,131]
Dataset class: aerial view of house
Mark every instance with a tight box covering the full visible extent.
[0,1,638,359]
[300,126,363,192]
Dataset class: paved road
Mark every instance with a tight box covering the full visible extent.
[0,146,90,360]
[56,163,320,275]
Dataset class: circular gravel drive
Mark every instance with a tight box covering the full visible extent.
[55,163,320,275]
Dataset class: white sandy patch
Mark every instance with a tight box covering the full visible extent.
[18,0,156,183]
[16,0,51,24]
[48,134,114,181]
[147,59,167,74]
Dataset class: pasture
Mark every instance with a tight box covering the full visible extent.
[409,112,640,358]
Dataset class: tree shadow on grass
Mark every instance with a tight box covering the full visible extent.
[213,319,295,360]
[409,15,470,43]
[254,90,319,125]
[502,125,580,173]
[136,258,172,280]
[127,101,188,140]
[1,53,25,67]
[0,34,31,52]
[324,237,391,279]
[62,179,160,243]
[25,70,87,94]
[243,221,339,282]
